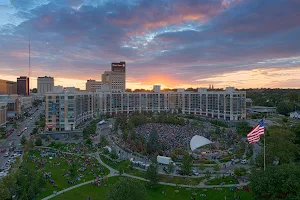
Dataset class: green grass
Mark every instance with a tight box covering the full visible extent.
[21,150,110,199]
[100,155,205,184]
[205,176,239,185]
[219,157,233,163]
[52,176,253,200]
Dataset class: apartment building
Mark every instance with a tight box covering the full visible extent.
[0,102,7,126]
[46,92,76,131]
[37,76,54,94]
[45,86,246,131]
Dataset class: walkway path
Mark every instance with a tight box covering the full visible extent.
[42,152,249,200]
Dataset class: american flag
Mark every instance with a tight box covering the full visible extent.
[247,119,264,143]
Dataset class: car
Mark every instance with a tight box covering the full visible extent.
[0,149,5,153]
[192,169,199,176]
[24,127,28,130]
[4,152,9,157]
[30,117,32,120]
[17,132,21,136]
[241,159,248,164]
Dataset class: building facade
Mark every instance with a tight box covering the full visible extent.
[6,81,17,94]
[17,76,29,96]
[0,95,21,119]
[37,76,54,94]
[45,86,246,131]
[0,79,17,94]
[86,80,107,92]
[0,102,7,126]
[101,61,126,92]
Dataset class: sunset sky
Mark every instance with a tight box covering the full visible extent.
[0,0,299,90]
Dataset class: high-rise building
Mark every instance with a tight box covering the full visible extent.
[7,81,17,94]
[101,61,126,92]
[86,80,107,92]
[0,79,17,94]
[17,76,29,96]
[37,76,54,94]
[111,61,126,73]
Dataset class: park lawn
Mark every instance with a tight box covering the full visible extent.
[22,150,110,200]
[52,176,253,200]
[205,176,239,185]
[100,155,207,184]
[159,174,205,185]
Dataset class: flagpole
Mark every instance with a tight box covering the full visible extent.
[263,117,266,171]
[264,135,266,171]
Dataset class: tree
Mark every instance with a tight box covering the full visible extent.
[110,150,119,160]
[234,168,242,176]
[182,154,193,175]
[2,172,18,197]
[256,127,298,167]
[0,182,10,200]
[106,177,149,200]
[215,126,221,134]
[31,88,37,93]
[199,164,205,171]
[86,138,93,147]
[213,164,220,172]
[35,138,43,146]
[167,163,175,174]
[100,135,108,147]
[31,128,38,135]
[277,101,293,116]
[27,139,35,149]
[250,164,300,200]
[146,160,159,187]
[147,129,160,154]
[20,135,27,145]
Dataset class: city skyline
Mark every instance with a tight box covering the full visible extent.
[0,0,300,90]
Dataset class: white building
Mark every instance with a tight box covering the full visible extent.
[45,86,246,131]
[37,76,54,95]
[53,85,64,93]
[153,85,161,93]
[290,111,300,119]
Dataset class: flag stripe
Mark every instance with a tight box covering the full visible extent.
[247,119,265,144]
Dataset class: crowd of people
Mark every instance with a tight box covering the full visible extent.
[25,148,106,189]
[135,123,208,156]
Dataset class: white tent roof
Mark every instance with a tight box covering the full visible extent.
[190,135,213,151]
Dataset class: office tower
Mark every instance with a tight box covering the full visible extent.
[37,76,54,94]
[17,76,29,96]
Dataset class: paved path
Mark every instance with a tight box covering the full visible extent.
[42,153,249,200]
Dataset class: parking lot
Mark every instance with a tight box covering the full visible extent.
[0,151,22,179]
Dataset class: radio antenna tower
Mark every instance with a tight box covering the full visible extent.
[28,34,31,95]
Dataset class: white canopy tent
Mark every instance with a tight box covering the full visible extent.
[190,135,213,151]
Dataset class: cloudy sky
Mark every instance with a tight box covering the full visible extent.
[0,0,299,90]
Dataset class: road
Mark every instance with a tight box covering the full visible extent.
[0,105,44,169]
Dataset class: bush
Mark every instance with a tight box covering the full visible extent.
[48,141,55,147]
[35,138,43,146]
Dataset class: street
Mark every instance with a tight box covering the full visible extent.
[0,105,44,169]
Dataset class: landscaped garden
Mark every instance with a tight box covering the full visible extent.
[52,176,253,200]
[206,175,239,185]
[20,149,109,199]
